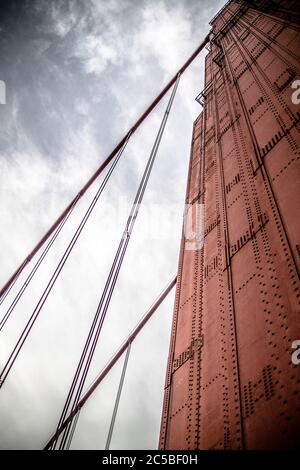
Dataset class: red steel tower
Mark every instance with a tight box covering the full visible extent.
[160,0,300,450]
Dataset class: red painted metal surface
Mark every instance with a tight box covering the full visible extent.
[160,0,300,450]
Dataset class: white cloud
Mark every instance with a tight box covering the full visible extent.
[74,98,90,115]
[74,34,119,75]
[135,1,193,75]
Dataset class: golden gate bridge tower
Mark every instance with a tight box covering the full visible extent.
[0,0,299,450]
[160,0,300,450]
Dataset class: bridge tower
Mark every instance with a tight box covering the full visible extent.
[160,0,300,450]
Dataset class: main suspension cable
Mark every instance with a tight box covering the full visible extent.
[50,76,180,450]
[0,267,23,306]
[0,134,131,388]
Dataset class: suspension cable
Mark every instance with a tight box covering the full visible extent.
[105,341,131,450]
[0,266,23,306]
[0,204,76,331]
[0,134,131,388]
[65,408,81,450]
[50,76,180,450]
[0,34,209,301]
[44,275,176,450]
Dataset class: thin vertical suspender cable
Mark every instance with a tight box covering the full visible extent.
[65,409,81,450]
[0,34,209,301]
[105,341,131,450]
[0,133,131,388]
[55,76,180,450]
[51,75,180,450]
[44,275,176,450]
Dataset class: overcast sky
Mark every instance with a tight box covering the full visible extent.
[0,0,225,450]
